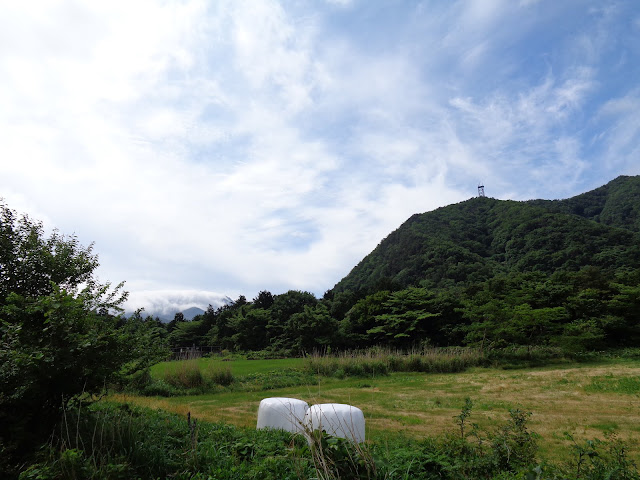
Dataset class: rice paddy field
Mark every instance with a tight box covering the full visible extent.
[113,356,640,462]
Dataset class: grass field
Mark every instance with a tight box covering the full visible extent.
[114,357,640,462]
[150,356,306,377]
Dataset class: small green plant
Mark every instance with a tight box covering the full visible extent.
[454,397,474,439]
[306,429,377,480]
[490,409,538,471]
[563,432,639,480]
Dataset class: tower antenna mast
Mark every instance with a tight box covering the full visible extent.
[478,183,485,197]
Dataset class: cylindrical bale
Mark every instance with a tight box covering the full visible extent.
[304,403,365,443]
[256,397,309,433]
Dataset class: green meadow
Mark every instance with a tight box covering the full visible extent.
[150,356,306,377]
[115,355,640,463]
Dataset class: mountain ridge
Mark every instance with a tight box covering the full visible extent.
[330,175,640,297]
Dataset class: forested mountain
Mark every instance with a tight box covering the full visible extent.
[330,175,640,297]
[528,175,640,233]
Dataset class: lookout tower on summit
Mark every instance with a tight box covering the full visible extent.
[478,184,485,197]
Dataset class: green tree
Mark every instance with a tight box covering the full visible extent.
[168,319,204,348]
[367,287,441,348]
[230,307,270,351]
[286,304,337,354]
[0,202,166,472]
[267,290,318,350]
[0,201,98,300]
[340,290,391,348]
[253,290,274,309]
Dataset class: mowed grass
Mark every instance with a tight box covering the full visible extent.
[114,358,640,463]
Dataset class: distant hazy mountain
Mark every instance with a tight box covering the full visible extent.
[131,306,206,322]
[181,307,206,320]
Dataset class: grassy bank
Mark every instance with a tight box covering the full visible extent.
[22,399,640,479]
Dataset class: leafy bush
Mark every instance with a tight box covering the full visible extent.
[140,379,179,397]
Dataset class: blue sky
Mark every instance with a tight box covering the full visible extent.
[1,0,639,314]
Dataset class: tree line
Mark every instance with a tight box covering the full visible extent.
[156,264,640,356]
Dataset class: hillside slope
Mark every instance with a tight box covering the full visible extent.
[331,175,640,296]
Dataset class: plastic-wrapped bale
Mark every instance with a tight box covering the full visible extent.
[256,397,309,433]
[304,403,365,443]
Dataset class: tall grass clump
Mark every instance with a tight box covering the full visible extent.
[157,360,235,392]
[202,362,234,387]
[304,347,485,378]
[163,359,204,388]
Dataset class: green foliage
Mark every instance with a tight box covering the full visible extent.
[17,399,640,480]
[306,429,377,480]
[20,402,310,480]
[157,359,235,391]
[286,303,338,354]
[129,358,314,396]
[0,201,98,301]
[563,433,639,480]
[168,318,204,347]
[230,308,270,351]
[0,202,167,475]
[490,409,538,471]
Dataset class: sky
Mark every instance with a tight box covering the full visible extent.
[1,0,639,315]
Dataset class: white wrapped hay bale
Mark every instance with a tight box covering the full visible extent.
[304,403,365,443]
[256,397,309,433]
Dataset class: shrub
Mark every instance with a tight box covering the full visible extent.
[0,202,167,475]
[490,409,539,471]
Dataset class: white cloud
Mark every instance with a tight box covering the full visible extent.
[128,289,231,316]
[1,0,638,305]
[596,90,640,170]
